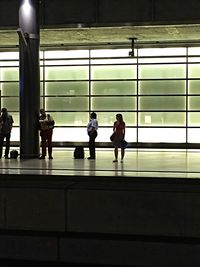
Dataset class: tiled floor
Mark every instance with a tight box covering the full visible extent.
[0,148,200,179]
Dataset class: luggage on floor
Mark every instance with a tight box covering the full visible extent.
[74,146,84,159]
[10,150,19,159]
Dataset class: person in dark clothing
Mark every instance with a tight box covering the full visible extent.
[0,108,14,159]
[87,112,98,159]
[38,108,55,159]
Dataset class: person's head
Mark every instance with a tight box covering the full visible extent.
[90,112,97,119]
[40,108,46,115]
[116,113,123,122]
[1,108,7,114]
[40,108,46,119]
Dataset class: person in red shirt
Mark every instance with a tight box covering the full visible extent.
[112,113,126,163]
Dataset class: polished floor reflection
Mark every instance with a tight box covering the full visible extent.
[0,148,200,179]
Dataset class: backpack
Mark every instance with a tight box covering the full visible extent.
[74,146,84,159]
[10,150,19,159]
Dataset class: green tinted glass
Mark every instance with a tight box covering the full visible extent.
[91,97,136,111]
[45,97,89,111]
[188,64,200,78]
[188,112,200,126]
[91,65,136,79]
[139,64,186,79]
[1,97,19,111]
[97,112,136,126]
[45,82,88,95]
[1,83,19,96]
[139,96,186,110]
[48,112,88,126]
[45,66,89,80]
[139,112,186,126]
[2,68,19,81]
[91,81,136,95]
[139,80,186,95]
[188,80,200,94]
[188,96,200,110]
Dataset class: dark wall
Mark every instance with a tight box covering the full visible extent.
[1,0,200,28]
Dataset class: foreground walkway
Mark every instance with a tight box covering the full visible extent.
[0,148,200,179]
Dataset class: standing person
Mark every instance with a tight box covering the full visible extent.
[38,108,54,159]
[87,112,98,159]
[112,113,126,163]
[0,108,14,159]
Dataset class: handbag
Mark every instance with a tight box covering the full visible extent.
[121,139,128,148]
[110,132,115,141]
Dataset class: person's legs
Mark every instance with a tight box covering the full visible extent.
[5,133,10,158]
[113,147,118,162]
[88,131,97,159]
[121,148,125,162]
[0,134,4,158]
[47,129,53,159]
[40,131,47,158]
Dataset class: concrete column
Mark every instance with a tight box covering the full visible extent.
[18,0,40,158]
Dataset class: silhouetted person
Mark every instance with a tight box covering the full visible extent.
[112,113,126,163]
[87,112,98,159]
[38,108,54,159]
[0,108,14,159]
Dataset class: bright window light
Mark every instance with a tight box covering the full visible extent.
[188,47,200,56]
[188,129,200,143]
[0,52,19,60]
[44,50,89,59]
[138,47,186,57]
[91,49,130,58]
[138,128,186,143]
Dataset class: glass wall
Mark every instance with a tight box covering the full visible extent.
[1,46,200,145]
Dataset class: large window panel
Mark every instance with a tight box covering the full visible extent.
[188,80,200,94]
[139,112,186,126]
[139,57,186,64]
[45,66,89,80]
[0,52,19,60]
[91,96,136,111]
[0,61,19,67]
[91,58,137,65]
[97,112,136,126]
[188,128,200,143]
[139,80,186,95]
[188,96,200,110]
[138,48,186,57]
[139,96,186,110]
[45,96,89,111]
[91,49,130,58]
[44,50,89,59]
[11,112,19,126]
[188,64,200,78]
[49,112,88,126]
[1,97,19,111]
[188,112,200,126]
[1,82,19,96]
[45,82,88,95]
[1,67,19,81]
[91,81,136,95]
[98,128,137,142]
[139,64,186,79]
[138,128,186,143]
[53,127,88,142]
[91,65,136,80]
[45,59,89,66]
